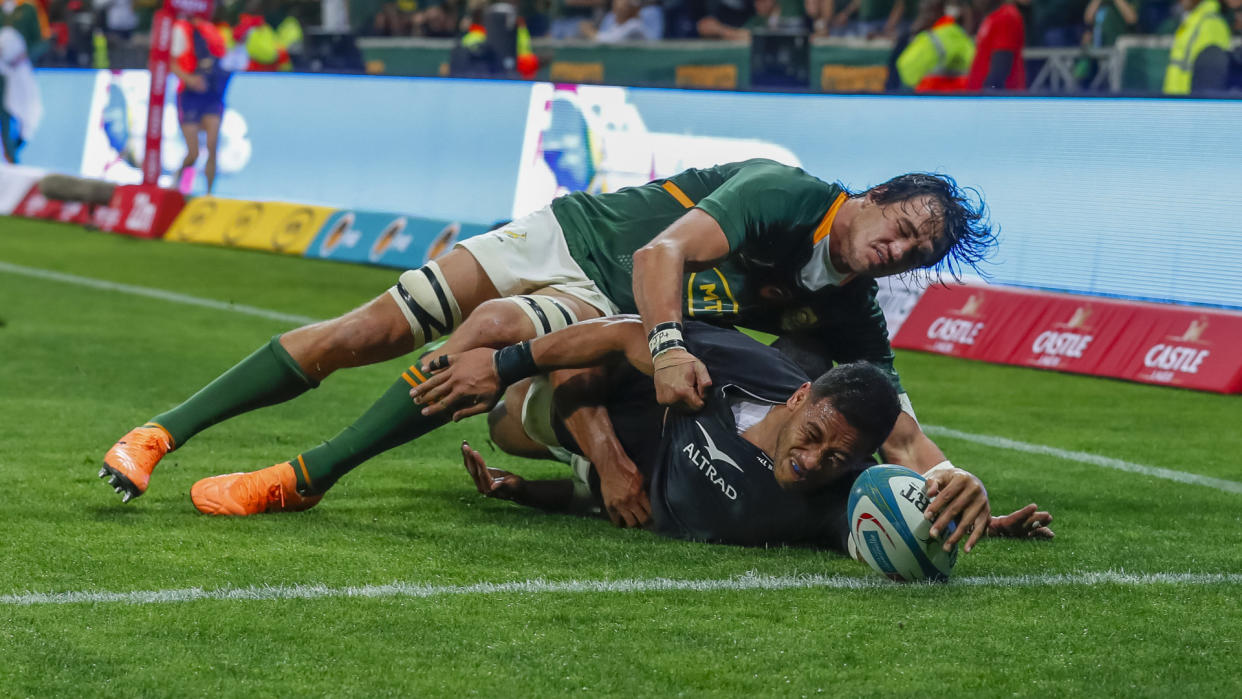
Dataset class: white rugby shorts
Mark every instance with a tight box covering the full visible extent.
[454,205,620,317]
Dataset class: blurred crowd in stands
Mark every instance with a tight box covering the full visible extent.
[1,0,1239,87]
[360,0,1241,46]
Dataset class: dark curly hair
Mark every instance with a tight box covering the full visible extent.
[861,172,997,282]
[809,361,901,458]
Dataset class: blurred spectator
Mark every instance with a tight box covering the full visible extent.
[896,0,974,91]
[93,0,136,40]
[1225,0,1242,30]
[696,0,751,37]
[1083,0,1137,46]
[453,0,539,77]
[322,0,349,31]
[1133,0,1178,32]
[374,0,419,34]
[580,0,662,40]
[374,0,460,36]
[1,0,47,162]
[967,0,1025,89]
[831,0,909,38]
[549,0,604,37]
[0,25,42,163]
[233,0,300,70]
[699,0,803,39]
[1028,0,1087,46]
[1163,0,1231,93]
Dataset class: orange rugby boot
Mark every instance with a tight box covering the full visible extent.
[100,423,175,502]
[190,462,323,516]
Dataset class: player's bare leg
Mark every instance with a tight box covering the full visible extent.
[190,290,604,515]
[200,114,221,195]
[104,248,501,503]
[175,121,199,192]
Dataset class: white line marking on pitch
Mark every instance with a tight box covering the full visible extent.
[3,571,1240,606]
[0,260,318,326]
[3,260,1237,495]
[922,425,1242,494]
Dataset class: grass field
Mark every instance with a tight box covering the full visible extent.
[2,219,1240,696]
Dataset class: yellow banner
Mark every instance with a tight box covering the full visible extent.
[165,197,335,255]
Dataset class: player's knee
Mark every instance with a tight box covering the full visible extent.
[182,145,199,165]
[463,295,580,348]
[459,299,536,348]
[387,262,464,348]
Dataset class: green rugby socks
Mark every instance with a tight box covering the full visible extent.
[293,366,447,495]
[152,336,318,447]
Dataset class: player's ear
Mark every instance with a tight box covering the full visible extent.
[787,382,812,409]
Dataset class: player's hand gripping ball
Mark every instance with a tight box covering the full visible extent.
[848,465,958,582]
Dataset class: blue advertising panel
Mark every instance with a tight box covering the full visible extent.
[22,70,1242,308]
[305,209,490,269]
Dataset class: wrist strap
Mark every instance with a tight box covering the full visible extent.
[923,460,955,479]
[494,341,538,390]
[648,321,685,359]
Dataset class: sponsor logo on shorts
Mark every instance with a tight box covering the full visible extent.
[501,229,526,240]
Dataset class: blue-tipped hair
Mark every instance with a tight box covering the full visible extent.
[862,172,997,282]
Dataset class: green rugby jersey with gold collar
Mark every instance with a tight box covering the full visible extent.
[551,158,900,391]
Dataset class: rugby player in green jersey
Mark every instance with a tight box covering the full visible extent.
[100,158,996,535]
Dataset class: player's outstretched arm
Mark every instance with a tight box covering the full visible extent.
[412,317,652,419]
[632,210,729,411]
[880,413,992,554]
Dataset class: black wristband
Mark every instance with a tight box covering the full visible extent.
[494,341,538,390]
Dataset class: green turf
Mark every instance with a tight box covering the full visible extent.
[2,219,1240,696]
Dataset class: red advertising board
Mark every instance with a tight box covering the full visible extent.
[95,185,186,239]
[894,284,1242,394]
[12,185,92,224]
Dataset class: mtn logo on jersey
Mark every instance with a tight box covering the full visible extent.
[681,421,740,501]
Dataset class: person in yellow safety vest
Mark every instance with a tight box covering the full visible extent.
[232,1,302,72]
[1163,0,1232,94]
[896,0,974,92]
[460,2,538,79]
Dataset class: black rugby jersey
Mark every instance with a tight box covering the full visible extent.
[556,322,867,551]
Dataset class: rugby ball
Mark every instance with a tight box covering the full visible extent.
[847,465,958,582]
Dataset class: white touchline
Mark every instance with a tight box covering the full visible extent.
[0,260,319,326]
[3,260,1239,495]
[3,571,1241,606]
[922,425,1242,495]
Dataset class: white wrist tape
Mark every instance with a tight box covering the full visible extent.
[924,460,955,479]
[648,323,686,359]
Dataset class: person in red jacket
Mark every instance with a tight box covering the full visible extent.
[169,14,230,193]
[966,0,1025,90]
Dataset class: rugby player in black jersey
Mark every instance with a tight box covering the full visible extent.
[422,318,1053,551]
